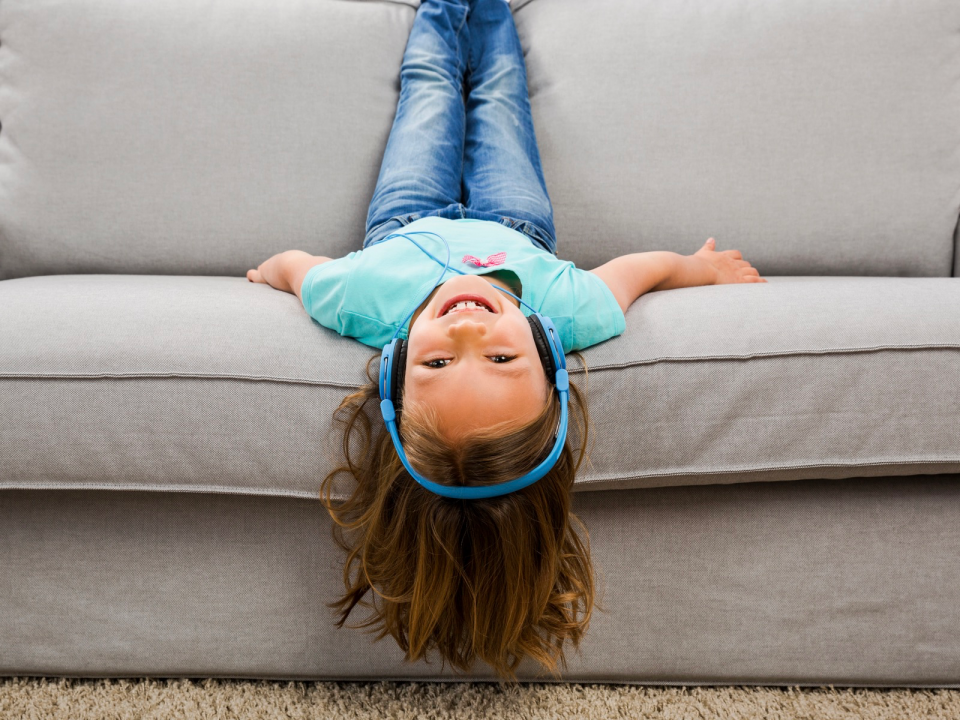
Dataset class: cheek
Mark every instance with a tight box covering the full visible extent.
[511,319,539,353]
[404,318,437,351]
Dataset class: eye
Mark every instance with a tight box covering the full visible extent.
[489,355,517,363]
[423,358,451,369]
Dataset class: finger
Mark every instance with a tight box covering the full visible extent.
[705,237,716,249]
[742,267,759,276]
[247,269,263,283]
[724,249,743,260]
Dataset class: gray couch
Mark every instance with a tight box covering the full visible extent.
[2,0,959,685]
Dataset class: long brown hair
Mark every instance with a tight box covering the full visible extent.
[319,353,595,681]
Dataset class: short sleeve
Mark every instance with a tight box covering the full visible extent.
[299,253,408,349]
[539,267,627,352]
[300,255,352,336]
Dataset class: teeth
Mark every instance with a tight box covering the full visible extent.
[445,300,491,315]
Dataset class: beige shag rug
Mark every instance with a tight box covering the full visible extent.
[2,678,959,719]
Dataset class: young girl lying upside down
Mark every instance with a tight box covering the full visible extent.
[248,0,766,681]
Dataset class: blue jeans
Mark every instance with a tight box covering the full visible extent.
[363,0,557,254]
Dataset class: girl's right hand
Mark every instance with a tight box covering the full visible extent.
[692,238,768,284]
[247,251,296,291]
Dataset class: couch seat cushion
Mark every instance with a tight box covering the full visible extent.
[0,275,958,499]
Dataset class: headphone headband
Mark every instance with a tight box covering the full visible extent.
[380,369,568,500]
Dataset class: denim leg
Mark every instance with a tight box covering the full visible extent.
[461,0,557,253]
[364,0,471,248]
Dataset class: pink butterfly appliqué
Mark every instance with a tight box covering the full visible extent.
[462,252,506,268]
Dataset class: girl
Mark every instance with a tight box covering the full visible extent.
[247,0,765,681]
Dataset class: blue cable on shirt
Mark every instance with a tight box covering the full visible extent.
[382,230,540,342]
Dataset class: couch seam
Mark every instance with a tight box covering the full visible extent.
[567,342,960,374]
[1,343,957,383]
[0,372,362,389]
[573,457,960,488]
[0,481,323,500]
[952,205,960,277]
[5,458,960,501]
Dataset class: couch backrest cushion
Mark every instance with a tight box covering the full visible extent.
[0,0,958,280]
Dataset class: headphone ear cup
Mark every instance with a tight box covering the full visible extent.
[391,338,407,411]
[527,315,557,380]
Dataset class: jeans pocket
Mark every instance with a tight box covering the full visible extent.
[500,217,556,255]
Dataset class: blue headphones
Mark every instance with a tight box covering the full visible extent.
[376,230,569,500]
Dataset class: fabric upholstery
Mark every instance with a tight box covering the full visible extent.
[0,0,414,281]
[1,0,960,687]
[3,478,960,684]
[516,0,960,275]
[2,274,958,501]
[1,0,957,280]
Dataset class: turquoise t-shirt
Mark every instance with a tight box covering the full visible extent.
[300,216,626,353]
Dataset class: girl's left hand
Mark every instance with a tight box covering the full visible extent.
[693,238,767,285]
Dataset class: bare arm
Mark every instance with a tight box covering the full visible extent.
[247,250,332,303]
[589,238,766,315]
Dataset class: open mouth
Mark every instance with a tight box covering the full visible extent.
[439,294,497,317]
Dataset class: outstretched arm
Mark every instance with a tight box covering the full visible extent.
[247,250,332,303]
[589,238,766,315]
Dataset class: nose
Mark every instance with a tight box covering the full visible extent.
[446,318,488,339]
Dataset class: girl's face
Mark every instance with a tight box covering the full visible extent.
[404,274,550,442]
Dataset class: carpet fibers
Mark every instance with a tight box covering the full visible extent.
[2,678,960,719]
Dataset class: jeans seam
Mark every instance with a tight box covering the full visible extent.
[457,8,468,190]
[455,6,468,87]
